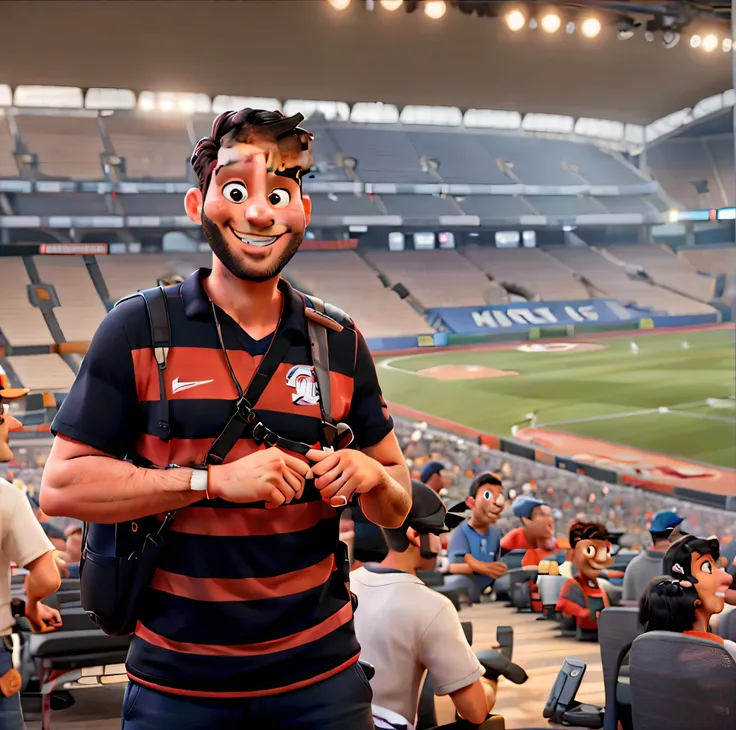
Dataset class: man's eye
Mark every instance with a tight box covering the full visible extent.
[222,181,248,203]
[483,491,491,500]
[268,188,291,208]
[585,545,596,557]
[702,561,713,574]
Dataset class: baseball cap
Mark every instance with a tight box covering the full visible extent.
[468,472,503,498]
[512,497,547,520]
[420,461,445,484]
[650,510,684,534]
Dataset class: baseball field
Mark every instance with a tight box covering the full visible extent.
[377,327,736,470]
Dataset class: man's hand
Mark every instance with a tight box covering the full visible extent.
[307,449,386,507]
[54,554,70,579]
[209,448,312,508]
[480,562,508,580]
[25,601,62,633]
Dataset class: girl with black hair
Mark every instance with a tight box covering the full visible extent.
[639,535,736,660]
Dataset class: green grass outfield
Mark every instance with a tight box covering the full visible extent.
[376,329,736,469]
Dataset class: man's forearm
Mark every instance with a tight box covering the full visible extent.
[449,561,474,575]
[359,464,410,528]
[41,455,203,523]
[25,552,61,604]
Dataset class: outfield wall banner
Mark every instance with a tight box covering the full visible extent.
[427,299,638,335]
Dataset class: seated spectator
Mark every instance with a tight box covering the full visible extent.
[501,497,567,567]
[349,501,388,566]
[350,481,496,727]
[420,460,450,497]
[444,473,508,603]
[622,510,684,603]
[639,534,736,659]
[26,494,66,551]
[58,523,83,578]
[556,521,613,637]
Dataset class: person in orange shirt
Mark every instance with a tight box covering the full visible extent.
[501,497,567,567]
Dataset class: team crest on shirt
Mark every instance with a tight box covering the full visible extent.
[286,365,320,406]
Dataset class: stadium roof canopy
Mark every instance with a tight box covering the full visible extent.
[0,0,731,125]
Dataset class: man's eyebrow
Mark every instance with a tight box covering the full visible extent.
[213,151,266,177]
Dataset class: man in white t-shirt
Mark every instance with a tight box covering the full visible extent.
[350,481,495,728]
[0,384,62,729]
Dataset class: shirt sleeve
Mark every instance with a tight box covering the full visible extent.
[51,298,144,458]
[500,528,520,552]
[448,526,471,564]
[346,329,394,449]
[621,557,638,602]
[3,487,54,568]
[419,602,484,696]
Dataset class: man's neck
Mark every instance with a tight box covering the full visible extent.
[204,261,282,338]
[468,517,491,534]
[380,551,418,576]
[650,541,670,553]
[692,610,710,634]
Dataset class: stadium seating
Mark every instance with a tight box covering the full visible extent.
[380,194,459,220]
[607,244,716,301]
[598,196,667,214]
[118,194,185,217]
[15,114,105,180]
[455,195,534,220]
[680,246,736,279]
[549,247,716,315]
[7,354,75,391]
[462,247,590,301]
[524,195,603,217]
[34,256,107,342]
[310,193,381,218]
[0,114,18,178]
[97,253,209,302]
[284,251,434,338]
[103,115,192,179]
[704,137,735,207]
[645,140,716,209]
[13,193,111,217]
[362,249,503,308]
[0,258,52,347]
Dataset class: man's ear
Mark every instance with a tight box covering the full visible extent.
[521,516,532,528]
[465,496,476,509]
[184,187,203,225]
[406,527,421,549]
[302,192,312,227]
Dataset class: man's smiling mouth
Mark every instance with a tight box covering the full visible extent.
[230,227,283,247]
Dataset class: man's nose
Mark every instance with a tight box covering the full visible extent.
[244,196,274,230]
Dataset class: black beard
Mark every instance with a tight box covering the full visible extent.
[201,212,302,283]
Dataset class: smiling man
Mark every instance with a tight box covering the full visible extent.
[41,109,410,730]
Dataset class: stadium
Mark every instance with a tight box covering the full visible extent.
[0,0,735,729]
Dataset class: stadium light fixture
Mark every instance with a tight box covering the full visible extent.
[581,17,601,38]
[505,8,526,32]
[540,12,561,33]
[565,21,575,34]
[327,0,351,9]
[424,0,446,19]
[668,209,680,222]
[662,29,680,48]
[723,38,733,52]
[702,33,718,52]
[379,0,403,9]
[139,95,156,112]
[690,34,702,48]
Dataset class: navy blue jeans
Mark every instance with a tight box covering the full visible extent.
[121,663,374,730]
[0,640,24,730]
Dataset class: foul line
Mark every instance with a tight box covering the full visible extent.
[537,399,735,428]
[379,356,425,376]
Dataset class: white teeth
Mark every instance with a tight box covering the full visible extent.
[715,592,726,597]
[231,229,277,247]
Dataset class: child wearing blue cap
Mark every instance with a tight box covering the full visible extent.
[501,497,567,567]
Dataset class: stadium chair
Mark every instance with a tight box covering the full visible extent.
[537,575,567,619]
[598,607,643,730]
[717,608,736,642]
[22,606,131,730]
[508,568,538,611]
[629,632,736,730]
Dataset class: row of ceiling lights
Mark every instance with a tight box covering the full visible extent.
[326,0,732,51]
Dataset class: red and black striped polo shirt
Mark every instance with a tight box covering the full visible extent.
[52,267,394,697]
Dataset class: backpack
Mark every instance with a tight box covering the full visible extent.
[80,284,353,636]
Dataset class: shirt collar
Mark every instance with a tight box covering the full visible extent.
[180,268,306,338]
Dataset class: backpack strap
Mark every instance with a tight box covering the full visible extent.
[116,286,172,442]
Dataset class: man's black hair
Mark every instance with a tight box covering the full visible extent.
[663,534,720,583]
[639,576,699,633]
[468,472,503,499]
[190,108,314,196]
[569,521,610,547]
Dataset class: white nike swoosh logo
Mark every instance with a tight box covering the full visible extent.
[172,377,214,394]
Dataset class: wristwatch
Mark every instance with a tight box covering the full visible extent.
[189,468,208,492]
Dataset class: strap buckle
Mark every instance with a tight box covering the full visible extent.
[252,422,279,448]
[235,396,257,424]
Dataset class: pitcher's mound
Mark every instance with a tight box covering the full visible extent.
[417,365,519,380]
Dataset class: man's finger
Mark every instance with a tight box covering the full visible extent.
[328,479,357,507]
[282,469,304,499]
[280,452,313,479]
[315,465,344,491]
[306,449,331,462]
[319,472,351,502]
[310,453,341,477]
